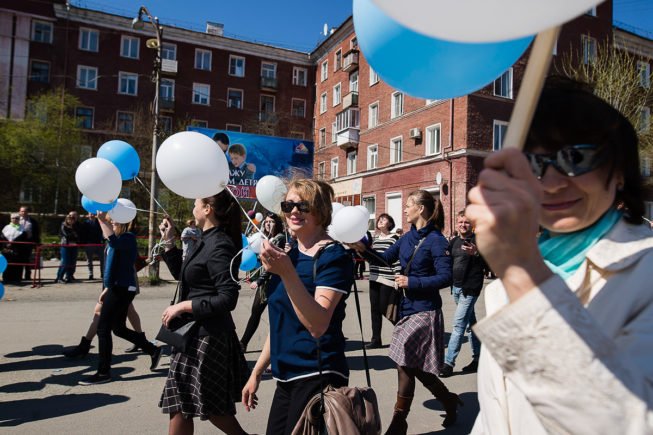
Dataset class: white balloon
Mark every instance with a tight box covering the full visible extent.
[355,205,370,219]
[255,212,264,222]
[256,176,287,214]
[331,202,345,217]
[108,198,137,224]
[331,206,370,243]
[371,0,601,42]
[75,158,122,203]
[327,224,339,240]
[247,232,264,254]
[156,131,229,199]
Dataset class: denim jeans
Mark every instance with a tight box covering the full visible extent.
[445,286,481,367]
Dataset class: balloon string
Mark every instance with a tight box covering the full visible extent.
[229,245,263,284]
[134,177,170,217]
[224,185,267,241]
[124,206,168,215]
[245,200,259,235]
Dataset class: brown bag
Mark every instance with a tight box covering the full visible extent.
[384,289,402,325]
[292,385,382,435]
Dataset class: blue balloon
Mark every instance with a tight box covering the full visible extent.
[0,254,7,274]
[81,195,117,213]
[353,0,534,99]
[242,234,249,249]
[97,140,140,180]
[0,283,4,300]
[239,249,259,272]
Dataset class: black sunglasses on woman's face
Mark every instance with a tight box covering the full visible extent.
[280,200,310,213]
[524,144,605,179]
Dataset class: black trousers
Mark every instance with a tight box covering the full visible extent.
[240,287,267,348]
[369,280,395,343]
[97,286,154,374]
[266,373,348,435]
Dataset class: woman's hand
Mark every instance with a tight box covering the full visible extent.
[96,212,110,224]
[461,240,478,256]
[259,239,292,276]
[158,216,176,241]
[98,288,109,304]
[241,372,261,412]
[161,302,189,327]
[394,274,409,289]
[465,148,552,300]
[344,241,366,253]
[250,281,258,290]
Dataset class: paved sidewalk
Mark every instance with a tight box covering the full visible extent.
[0,262,485,434]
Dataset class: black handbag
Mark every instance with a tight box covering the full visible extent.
[383,236,426,325]
[155,282,197,353]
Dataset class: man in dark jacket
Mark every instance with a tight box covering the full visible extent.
[439,211,487,377]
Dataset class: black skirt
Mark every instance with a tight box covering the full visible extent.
[159,330,250,419]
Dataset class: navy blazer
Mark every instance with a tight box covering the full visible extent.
[162,226,241,336]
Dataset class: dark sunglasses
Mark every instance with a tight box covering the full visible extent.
[524,144,605,179]
[280,200,310,213]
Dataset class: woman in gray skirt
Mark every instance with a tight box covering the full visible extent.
[354,190,460,434]
[159,189,249,435]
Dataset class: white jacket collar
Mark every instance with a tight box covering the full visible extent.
[585,219,653,272]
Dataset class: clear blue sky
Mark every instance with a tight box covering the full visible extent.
[72,0,652,51]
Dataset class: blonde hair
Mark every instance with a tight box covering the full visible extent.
[286,178,334,229]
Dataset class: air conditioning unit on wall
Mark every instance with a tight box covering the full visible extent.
[409,128,421,139]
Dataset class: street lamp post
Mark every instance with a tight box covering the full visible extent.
[132,6,162,282]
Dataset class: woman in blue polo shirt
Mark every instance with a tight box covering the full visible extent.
[241,179,354,435]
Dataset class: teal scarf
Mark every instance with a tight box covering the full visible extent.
[538,208,622,279]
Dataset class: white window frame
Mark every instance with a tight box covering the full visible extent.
[368,102,379,129]
[161,43,177,60]
[75,106,94,129]
[493,120,509,151]
[118,71,138,96]
[79,27,99,52]
[31,20,53,43]
[367,144,378,170]
[582,35,597,65]
[321,60,328,82]
[641,156,651,177]
[192,83,211,105]
[349,71,359,93]
[260,94,276,114]
[261,61,277,79]
[331,157,339,178]
[369,68,379,86]
[363,195,375,228]
[76,65,98,90]
[318,161,326,180]
[291,98,306,118]
[640,107,651,133]
[391,92,404,119]
[586,6,597,16]
[320,92,328,114]
[30,60,50,83]
[319,128,326,148]
[331,121,337,143]
[120,36,139,59]
[334,49,342,71]
[425,124,442,156]
[227,88,244,109]
[638,61,651,88]
[195,49,212,71]
[160,116,173,134]
[333,82,342,106]
[347,150,357,175]
[229,55,246,77]
[493,68,513,99]
[390,136,403,164]
[226,124,242,132]
[116,110,135,134]
[292,67,308,86]
[160,78,175,101]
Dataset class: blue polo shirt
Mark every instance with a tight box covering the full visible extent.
[266,242,354,382]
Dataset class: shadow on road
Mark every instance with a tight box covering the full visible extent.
[347,354,396,371]
[418,391,479,434]
[0,393,129,426]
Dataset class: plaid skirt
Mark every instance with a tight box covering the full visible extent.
[388,309,445,375]
[159,330,250,419]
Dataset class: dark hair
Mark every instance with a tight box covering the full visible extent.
[526,76,644,225]
[376,213,395,231]
[202,190,243,250]
[212,132,230,145]
[408,190,445,231]
[263,213,284,237]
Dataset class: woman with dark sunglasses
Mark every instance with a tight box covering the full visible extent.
[241,179,355,434]
[467,76,653,434]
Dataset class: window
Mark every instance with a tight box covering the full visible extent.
[586,6,597,16]
[425,124,441,155]
[226,124,242,132]
[391,92,404,119]
[332,121,337,143]
[160,78,175,101]
[293,67,308,86]
[118,72,138,96]
[260,95,275,116]
[638,61,651,88]
[333,83,342,106]
[331,157,339,178]
[641,156,651,177]
[390,137,403,164]
[117,111,134,134]
[318,162,326,180]
[582,35,597,64]
[334,49,342,71]
[192,83,210,105]
[367,144,378,169]
[229,55,246,77]
[368,102,379,129]
[32,21,53,43]
[319,128,326,148]
[347,151,357,175]
[261,61,277,78]
[191,119,208,128]
[349,71,359,93]
[291,99,306,118]
[369,68,379,85]
[290,131,305,139]
[160,116,172,134]
[79,28,99,52]
[77,65,98,90]
[494,68,513,98]
[640,107,651,133]
[493,120,509,150]
[29,60,50,83]
[363,196,375,228]
[320,92,328,114]
[195,49,212,70]
[227,89,244,109]
[121,36,139,59]
[335,108,360,131]
[321,60,328,82]
[161,43,177,60]
[75,107,94,129]
[351,37,358,49]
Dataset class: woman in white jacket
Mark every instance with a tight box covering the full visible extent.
[466,77,653,434]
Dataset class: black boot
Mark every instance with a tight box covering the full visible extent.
[423,379,463,427]
[384,394,412,435]
[63,337,92,358]
[125,332,146,352]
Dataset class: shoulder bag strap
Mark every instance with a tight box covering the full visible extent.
[404,236,426,276]
[170,280,182,306]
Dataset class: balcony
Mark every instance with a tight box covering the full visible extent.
[335,107,360,150]
[336,128,359,150]
[342,91,358,109]
[260,76,278,91]
[159,97,174,112]
[342,50,359,72]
